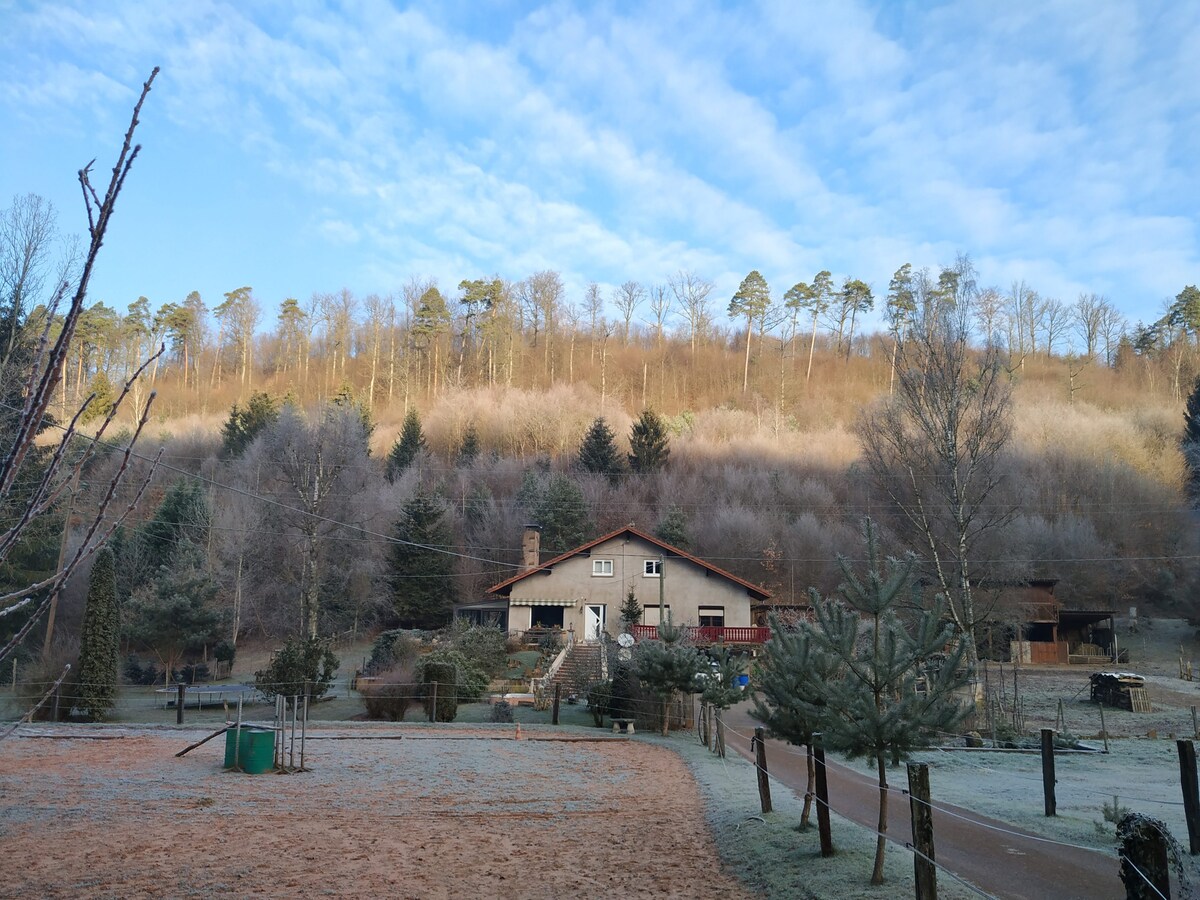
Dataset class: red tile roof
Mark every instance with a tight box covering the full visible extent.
[485,524,772,601]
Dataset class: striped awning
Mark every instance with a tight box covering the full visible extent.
[509,598,580,607]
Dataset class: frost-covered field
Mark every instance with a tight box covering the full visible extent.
[663,735,980,899]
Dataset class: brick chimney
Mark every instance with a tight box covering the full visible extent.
[522,524,541,570]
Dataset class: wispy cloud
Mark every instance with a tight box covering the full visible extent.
[0,0,1196,325]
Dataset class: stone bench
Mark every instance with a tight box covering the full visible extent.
[611,718,635,735]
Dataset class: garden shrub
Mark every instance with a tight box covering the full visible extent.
[415,648,488,702]
[450,624,508,678]
[423,661,458,722]
[368,629,420,672]
[124,655,162,686]
[360,664,421,721]
[490,700,514,723]
[255,636,339,700]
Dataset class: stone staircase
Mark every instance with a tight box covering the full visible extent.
[548,642,604,697]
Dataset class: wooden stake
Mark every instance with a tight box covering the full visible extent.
[1099,702,1109,752]
[907,763,937,900]
[1192,706,1198,740]
[1177,740,1200,854]
[813,732,834,857]
[175,725,230,758]
[176,682,185,725]
[552,683,561,725]
[429,682,438,723]
[300,695,308,771]
[1041,728,1056,817]
[752,726,772,814]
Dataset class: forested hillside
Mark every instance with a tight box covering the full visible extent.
[6,214,1200,649]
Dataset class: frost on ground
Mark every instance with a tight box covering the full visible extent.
[659,735,980,900]
[0,725,748,899]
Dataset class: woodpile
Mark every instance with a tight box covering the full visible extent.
[1089,672,1150,712]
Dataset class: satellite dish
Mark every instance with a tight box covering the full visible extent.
[617,647,632,662]
[617,633,634,648]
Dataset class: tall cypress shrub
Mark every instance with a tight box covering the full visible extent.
[77,547,120,721]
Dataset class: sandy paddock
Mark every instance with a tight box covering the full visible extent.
[0,725,748,899]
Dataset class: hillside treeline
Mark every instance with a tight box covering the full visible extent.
[5,193,1200,653]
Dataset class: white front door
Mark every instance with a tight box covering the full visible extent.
[585,604,606,642]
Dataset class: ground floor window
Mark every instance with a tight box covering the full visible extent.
[642,604,672,626]
[531,606,565,629]
[698,607,725,627]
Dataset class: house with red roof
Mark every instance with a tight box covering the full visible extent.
[484,524,772,645]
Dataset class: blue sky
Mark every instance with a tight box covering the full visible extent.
[1,0,1197,334]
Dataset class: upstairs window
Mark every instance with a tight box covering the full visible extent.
[643,559,662,577]
[698,606,725,627]
[592,559,614,576]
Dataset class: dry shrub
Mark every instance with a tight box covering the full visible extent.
[360,664,421,721]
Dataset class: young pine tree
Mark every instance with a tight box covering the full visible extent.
[386,409,426,482]
[654,506,690,549]
[577,417,624,481]
[754,518,971,885]
[77,547,120,721]
[619,589,642,631]
[634,614,701,736]
[628,409,670,473]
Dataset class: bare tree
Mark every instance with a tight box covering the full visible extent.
[1041,297,1069,357]
[855,269,1013,683]
[670,270,712,358]
[0,69,163,669]
[613,280,644,346]
[646,283,672,347]
[1098,302,1126,366]
[258,403,373,638]
[1073,293,1106,360]
[584,281,605,364]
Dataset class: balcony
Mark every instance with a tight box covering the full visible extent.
[630,625,770,645]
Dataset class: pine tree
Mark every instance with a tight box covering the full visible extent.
[457,422,481,467]
[751,620,841,828]
[77,547,120,721]
[538,474,591,554]
[577,417,624,481]
[634,613,701,736]
[389,493,457,628]
[754,518,971,885]
[1183,376,1200,506]
[628,409,670,473]
[386,409,425,482]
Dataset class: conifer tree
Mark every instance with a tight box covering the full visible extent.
[77,547,120,721]
[457,422,481,467]
[220,392,279,458]
[619,589,642,631]
[389,492,457,628]
[386,409,425,482]
[634,614,701,736]
[628,410,670,473]
[753,518,971,885]
[577,417,624,481]
[654,506,690,549]
[537,474,592,553]
[1183,376,1200,506]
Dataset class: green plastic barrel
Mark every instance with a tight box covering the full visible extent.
[223,725,276,774]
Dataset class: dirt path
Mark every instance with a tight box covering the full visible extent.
[0,726,749,899]
[725,705,1124,900]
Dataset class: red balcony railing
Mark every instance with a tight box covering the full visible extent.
[630,625,770,644]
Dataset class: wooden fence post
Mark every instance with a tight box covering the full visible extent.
[429,681,438,723]
[1041,728,1056,817]
[176,681,186,725]
[1178,739,1200,854]
[907,763,937,900]
[813,732,834,858]
[752,726,772,814]
[552,683,561,726]
[1119,816,1171,899]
